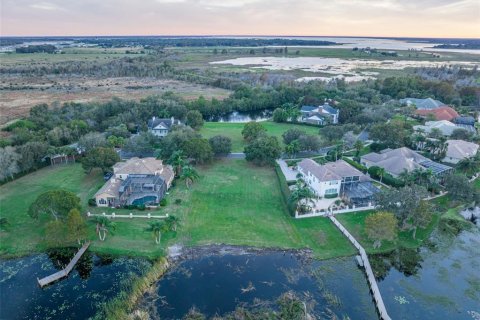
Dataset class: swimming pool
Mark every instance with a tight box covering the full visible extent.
[131,196,158,206]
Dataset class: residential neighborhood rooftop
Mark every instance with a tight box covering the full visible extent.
[361,147,453,176]
[414,120,460,136]
[399,97,446,110]
[298,159,369,182]
[445,140,479,160]
[415,106,459,121]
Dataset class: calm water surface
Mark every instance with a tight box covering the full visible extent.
[0,250,151,320]
[140,252,378,319]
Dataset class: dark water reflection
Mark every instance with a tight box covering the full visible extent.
[209,109,272,123]
[140,252,378,319]
[0,249,151,320]
[375,230,480,320]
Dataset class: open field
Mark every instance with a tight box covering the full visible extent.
[0,47,146,66]
[0,76,230,125]
[200,121,322,152]
[0,160,356,259]
[0,164,104,256]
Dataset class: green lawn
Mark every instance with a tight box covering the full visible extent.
[200,121,322,152]
[0,160,355,259]
[0,164,104,256]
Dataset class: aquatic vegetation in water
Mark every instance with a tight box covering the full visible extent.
[394,296,410,304]
[322,289,342,307]
[241,281,256,294]
[464,276,480,302]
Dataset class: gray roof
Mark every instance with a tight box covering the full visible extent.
[445,140,479,160]
[454,116,475,126]
[301,105,317,113]
[298,159,368,182]
[357,129,370,142]
[361,147,429,176]
[413,120,458,136]
[400,98,446,110]
[320,103,339,115]
[147,117,181,130]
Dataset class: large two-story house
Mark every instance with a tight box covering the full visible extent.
[94,157,174,207]
[147,117,181,137]
[300,102,339,125]
[297,159,379,206]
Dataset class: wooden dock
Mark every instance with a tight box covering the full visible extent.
[329,216,392,320]
[37,242,90,288]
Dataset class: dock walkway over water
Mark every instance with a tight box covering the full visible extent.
[329,216,391,320]
[37,242,90,288]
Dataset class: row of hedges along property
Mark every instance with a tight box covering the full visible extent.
[274,164,296,217]
[367,166,405,188]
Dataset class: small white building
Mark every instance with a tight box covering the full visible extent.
[443,140,479,164]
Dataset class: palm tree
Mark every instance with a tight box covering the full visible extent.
[181,165,199,189]
[398,169,413,186]
[145,221,167,244]
[289,180,315,214]
[168,151,185,177]
[93,216,116,241]
[354,140,363,157]
[457,155,480,175]
[377,167,386,183]
[165,215,180,232]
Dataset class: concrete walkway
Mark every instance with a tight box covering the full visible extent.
[276,159,298,182]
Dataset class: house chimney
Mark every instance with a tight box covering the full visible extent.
[171,116,174,123]
[152,116,156,121]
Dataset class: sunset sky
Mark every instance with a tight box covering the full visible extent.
[2,0,479,38]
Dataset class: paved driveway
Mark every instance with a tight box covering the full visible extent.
[276,159,298,182]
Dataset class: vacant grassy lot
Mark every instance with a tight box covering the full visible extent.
[200,121,322,152]
[90,159,355,259]
[0,160,355,259]
[0,164,104,256]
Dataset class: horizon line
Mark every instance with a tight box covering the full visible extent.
[1,34,479,40]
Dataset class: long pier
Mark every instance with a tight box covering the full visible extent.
[329,216,392,320]
[37,242,91,288]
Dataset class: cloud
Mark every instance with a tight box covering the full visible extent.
[29,1,65,11]
[2,0,479,37]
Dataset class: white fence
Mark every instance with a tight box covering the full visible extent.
[295,204,376,219]
[87,212,168,219]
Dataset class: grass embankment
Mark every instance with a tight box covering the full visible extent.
[0,160,355,260]
[200,121,321,152]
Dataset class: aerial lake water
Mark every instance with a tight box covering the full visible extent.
[1,228,478,319]
[139,228,480,319]
[0,250,151,320]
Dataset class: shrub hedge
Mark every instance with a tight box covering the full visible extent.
[274,164,296,216]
